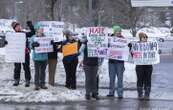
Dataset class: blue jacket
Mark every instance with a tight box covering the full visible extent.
[30,35,48,61]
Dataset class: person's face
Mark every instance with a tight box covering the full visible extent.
[68,35,74,41]
[37,28,44,37]
[14,25,22,32]
[115,31,122,37]
[141,36,148,42]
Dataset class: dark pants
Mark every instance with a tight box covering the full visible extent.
[136,65,153,95]
[63,59,78,89]
[34,61,47,86]
[14,54,31,81]
[84,65,98,95]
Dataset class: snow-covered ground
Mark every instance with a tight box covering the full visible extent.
[0,47,138,103]
[0,48,173,103]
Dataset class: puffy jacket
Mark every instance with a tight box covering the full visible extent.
[30,35,48,61]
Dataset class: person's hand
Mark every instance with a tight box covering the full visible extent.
[128,43,132,48]
[26,21,33,27]
[50,40,54,45]
[79,60,83,68]
[32,42,40,48]
[4,40,8,45]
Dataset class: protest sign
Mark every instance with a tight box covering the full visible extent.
[34,37,53,53]
[62,42,78,57]
[0,19,15,33]
[38,21,64,42]
[108,37,129,61]
[87,27,108,57]
[5,33,26,63]
[131,41,160,65]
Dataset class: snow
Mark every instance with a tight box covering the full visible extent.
[0,26,172,103]
[0,52,137,103]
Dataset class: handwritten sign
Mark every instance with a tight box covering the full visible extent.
[0,19,15,33]
[34,37,53,53]
[108,37,129,61]
[131,41,160,65]
[87,27,108,57]
[5,32,26,63]
[38,21,64,42]
[62,42,78,57]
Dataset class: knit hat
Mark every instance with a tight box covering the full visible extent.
[63,30,74,36]
[11,21,20,29]
[112,25,121,33]
[34,22,42,31]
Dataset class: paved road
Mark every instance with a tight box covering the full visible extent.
[0,55,173,110]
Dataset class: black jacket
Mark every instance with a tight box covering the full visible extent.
[83,44,98,66]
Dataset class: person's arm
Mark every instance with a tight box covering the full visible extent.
[29,36,40,49]
[25,21,35,38]
[128,43,133,57]
[78,43,86,56]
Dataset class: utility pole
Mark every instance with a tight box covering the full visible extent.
[88,0,93,26]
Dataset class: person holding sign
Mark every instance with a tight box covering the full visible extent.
[30,23,48,90]
[79,32,100,100]
[107,25,125,99]
[129,32,153,100]
[56,30,80,90]
[11,21,35,87]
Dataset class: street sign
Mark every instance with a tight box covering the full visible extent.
[131,0,173,7]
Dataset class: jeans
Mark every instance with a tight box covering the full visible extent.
[108,62,125,97]
[34,61,47,86]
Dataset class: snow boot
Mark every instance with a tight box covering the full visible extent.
[137,87,143,100]
[144,87,151,100]
[13,80,19,86]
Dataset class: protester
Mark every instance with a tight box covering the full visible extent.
[11,21,35,87]
[107,25,125,99]
[129,32,153,100]
[30,23,48,90]
[53,30,80,89]
[48,40,58,86]
[79,35,99,100]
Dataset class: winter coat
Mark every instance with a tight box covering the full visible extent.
[30,35,48,61]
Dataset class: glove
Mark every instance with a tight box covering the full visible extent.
[55,41,63,45]
[128,43,132,48]
[32,42,40,48]
[50,40,54,45]
[26,21,33,27]
[4,40,8,45]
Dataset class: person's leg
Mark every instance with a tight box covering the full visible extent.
[136,66,145,99]
[34,61,40,90]
[40,61,48,89]
[48,59,57,86]
[13,63,21,86]
[144,65,153,99]
[63,60,71,88]
[84,65,93,99]
[70,59,78,89]
[23,54,31,87]
[116,62,125,98]
[91,66,99,100]
[107,63,116,96]
[96,75,99,95]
